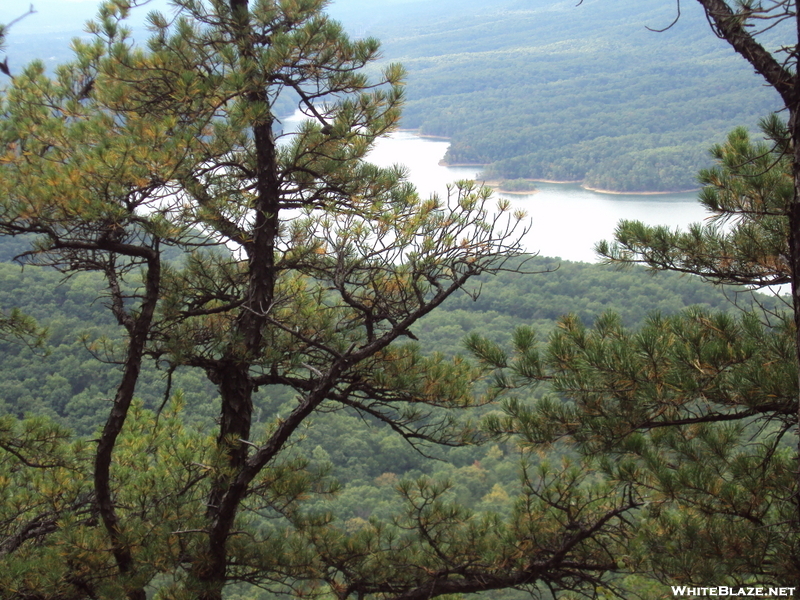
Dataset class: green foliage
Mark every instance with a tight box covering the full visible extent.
[0,229,767,596]
[2,0,795,595]
[0,261,218,433]
[0,306,46,351]
[467,121,800,588]
[417,254,782,358]
[599,117,793,288]
[0,399,216,598]
[4,0,782,192]
[3,0,631,598]
[350,0,780,192]
[472,306,798,585]
[0,238,765,437]
[495,179,538,194]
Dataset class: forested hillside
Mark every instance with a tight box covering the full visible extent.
[0,238,785,599]
[0,245,779,437]
[329,0,781,192]
[1,0,798,597]
[1,0,781,192]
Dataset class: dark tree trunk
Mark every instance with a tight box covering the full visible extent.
[793,9,800,582]
[195,0,282,585]
[93,251,160,600]
[693,0,800,585]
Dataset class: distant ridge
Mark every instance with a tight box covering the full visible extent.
[330,0,781,192]
[1,0,782,192]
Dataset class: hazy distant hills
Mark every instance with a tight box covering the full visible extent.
[0,0,166,73]
[1,0,782,192]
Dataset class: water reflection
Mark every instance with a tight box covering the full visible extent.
[280,110,710,264]
[368,131,709,264]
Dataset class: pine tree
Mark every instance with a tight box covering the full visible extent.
[468,121,800,587]
[649,0,800,539]
[0,6,40,343]
[0,1,639,599]
[597,117,793,289]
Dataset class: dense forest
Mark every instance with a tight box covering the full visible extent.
[1,0,799,598]
[0,0,781,192]
[1,247,776,436]
[329,0,781,192]
[1,228,793,598]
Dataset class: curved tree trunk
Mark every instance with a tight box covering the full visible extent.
[94,250,161,600]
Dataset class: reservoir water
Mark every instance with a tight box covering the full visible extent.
[281,112,710,264]
[367,131,709,264]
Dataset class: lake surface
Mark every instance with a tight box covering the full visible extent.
[367,132,709,264]
[281,112,710,264]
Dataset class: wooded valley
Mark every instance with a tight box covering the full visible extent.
[329,0,781,192]
[0,0,799,599]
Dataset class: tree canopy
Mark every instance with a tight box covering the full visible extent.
[0,1,646,599]
[468,120,800,587]
[334,0,780,192]
[596,3,800,577]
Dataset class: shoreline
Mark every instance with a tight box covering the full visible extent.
[579,184,700,196]
[438,161,486,167]
[526,178,583,185]
[397,128,452,141]
[467,171,698,197]
[396,128,699,196]
[481,179,540,195]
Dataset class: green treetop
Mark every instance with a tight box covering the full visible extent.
[468,121,800,589]
[0,1,642,599]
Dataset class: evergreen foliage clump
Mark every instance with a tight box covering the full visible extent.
[0,1,640,599]
[468,120,800,588]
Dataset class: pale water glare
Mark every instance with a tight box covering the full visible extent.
[280,111,710,264]
[367,131,710,264]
